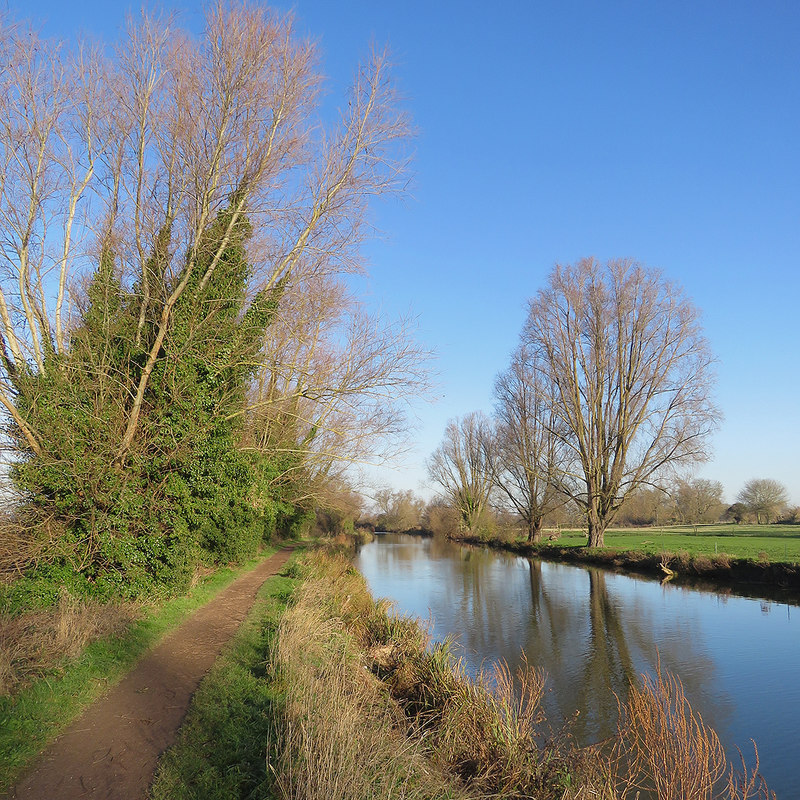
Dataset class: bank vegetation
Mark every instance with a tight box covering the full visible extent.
[0,2,425,618]
[158,548,774,800]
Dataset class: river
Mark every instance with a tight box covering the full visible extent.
[354,533,800,797]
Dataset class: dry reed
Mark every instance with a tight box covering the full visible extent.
[269,556,464,800]
[0,589,136,695]
[609,662,776,800]
[613,665,726,798]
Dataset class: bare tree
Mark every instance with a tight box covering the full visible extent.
[244,271,430,506]
[672,477,724,526]
[617,487,671,527]
[523,258,720,547]
[371,487,426,531]
[427,412,495,535]
[0,4,413,471]
[737,478,788,524]
[491,343,567,542]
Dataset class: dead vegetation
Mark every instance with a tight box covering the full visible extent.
[269,557,464,800]
[0,590,137,696]
[609,664,774,799]
[273,552,776,800]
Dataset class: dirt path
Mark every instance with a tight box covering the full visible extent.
[7,546,295,800]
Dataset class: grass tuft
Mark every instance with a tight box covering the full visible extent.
[0,590,137,696]
[0,548,277,792]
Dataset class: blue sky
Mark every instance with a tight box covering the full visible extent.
[23,0,800,505]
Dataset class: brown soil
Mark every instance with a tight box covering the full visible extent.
[6,545,295,800]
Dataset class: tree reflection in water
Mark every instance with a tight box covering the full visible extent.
[356,534,730,747]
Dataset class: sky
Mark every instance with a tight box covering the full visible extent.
[19,0,800,506]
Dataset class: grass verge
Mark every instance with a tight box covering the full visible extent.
[550,525,800,563]
[151,547,464,800]
[151,548,775,799]
[457,528,800,598]
[0,545,280,791]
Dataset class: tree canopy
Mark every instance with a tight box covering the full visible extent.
[519,258,719,546]
[0,3,422,596]
[427,412,495,535]
[737,479,789,524]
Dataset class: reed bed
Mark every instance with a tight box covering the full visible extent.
[272,552,776,800]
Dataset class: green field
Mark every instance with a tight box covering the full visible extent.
[542,524,800,563]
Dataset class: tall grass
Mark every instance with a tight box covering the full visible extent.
[273,554,575,797]
[278,553,776,800]
[0,589,137,695]
[269,557,463,800]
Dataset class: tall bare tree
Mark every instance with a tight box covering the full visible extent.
[616,487,670,527]
[491,343,567,542]
[523,258,719,547]
[737,478,788,524]
[0,3,412,472]
[427,412,495,535]
[0,5,421,582]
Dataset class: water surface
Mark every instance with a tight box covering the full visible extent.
[354,533,800,796]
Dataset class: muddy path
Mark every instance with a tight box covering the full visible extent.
[7,546,295,800]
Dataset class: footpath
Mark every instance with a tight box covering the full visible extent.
[7,546,295,800]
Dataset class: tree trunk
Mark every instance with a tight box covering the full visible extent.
[587,511,606,548]
[528,516,544,543]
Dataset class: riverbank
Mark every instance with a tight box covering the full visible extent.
[154,545,772,800]
[3,536,778,798]
[454,532,800,601]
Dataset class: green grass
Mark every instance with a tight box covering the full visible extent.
[0,546,280,791]
[149,559,300,800]
[541,524,800,563]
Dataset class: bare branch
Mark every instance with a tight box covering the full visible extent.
[523,258,720,546]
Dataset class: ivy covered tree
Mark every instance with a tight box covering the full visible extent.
[0,5,420,597]
[11,200,291,596]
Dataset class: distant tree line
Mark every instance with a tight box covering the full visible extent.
[367,474,796,543]
[614,476,794,527]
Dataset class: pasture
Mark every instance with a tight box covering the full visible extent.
[548,524,800,563]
